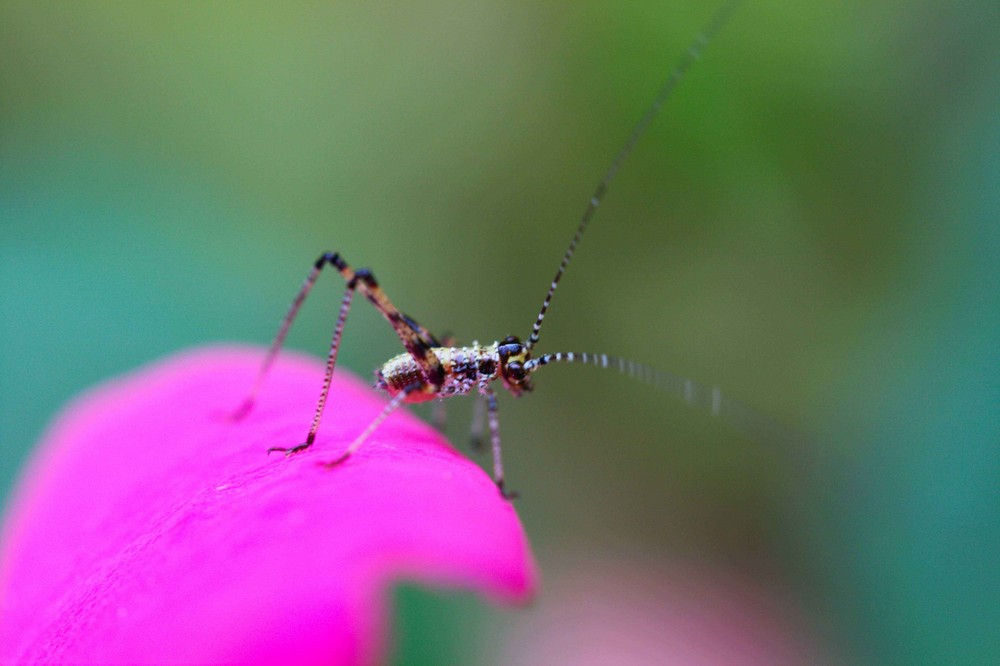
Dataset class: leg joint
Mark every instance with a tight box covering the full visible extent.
[316,252,347,271]
[349,268,378,290]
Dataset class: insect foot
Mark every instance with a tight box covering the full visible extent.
[227,398,254,422]
[497,480,520,502]
[469,435,486,453]
[317,451,352,469]
[267,441,313,456]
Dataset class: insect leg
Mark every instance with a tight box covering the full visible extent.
[482,386,517,499]
[431,400,448,433]
[232,254,341,420]
[343,263,445,387]
[237,253,446,420]
[319,381,422,468]
[234,252,448,454]
[468,393,487,453]
[268,279,357,455]
[429,333,457,433]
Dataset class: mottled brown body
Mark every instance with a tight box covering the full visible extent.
[377,345,500,402]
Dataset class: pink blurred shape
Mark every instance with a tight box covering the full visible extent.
[499,559,826,666]
[0,346,536,665]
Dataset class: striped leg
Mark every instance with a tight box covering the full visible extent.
[267,278,355,455]
[468,393,487,453]
[335,256,446,387]
[235,252,446,455]
[319,382,422,467]
[431,400,448,433]
[482,385,517,500]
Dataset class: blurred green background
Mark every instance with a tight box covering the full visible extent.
[2,1,996,663]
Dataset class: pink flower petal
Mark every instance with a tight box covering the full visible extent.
[0,346,536,665]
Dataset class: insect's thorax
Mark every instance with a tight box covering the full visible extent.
[376,344,500,402]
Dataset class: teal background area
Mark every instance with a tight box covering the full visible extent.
[2,1,996,663]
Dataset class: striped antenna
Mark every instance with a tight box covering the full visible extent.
[525,0,743,351]
[525,351,807,450]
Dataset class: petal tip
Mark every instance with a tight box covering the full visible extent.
[2,345,537,664]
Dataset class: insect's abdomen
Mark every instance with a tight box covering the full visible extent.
[376,345,499,403]
[376,353,433,401]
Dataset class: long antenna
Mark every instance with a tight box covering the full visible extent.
[525,351,807,450]
[525,0,744,351]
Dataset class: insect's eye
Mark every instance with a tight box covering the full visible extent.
[507,361,525,380]
[498,342,521,358]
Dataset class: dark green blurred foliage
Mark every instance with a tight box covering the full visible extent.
[2,1,996,663]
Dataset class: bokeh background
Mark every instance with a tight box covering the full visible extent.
[2,1,996,663]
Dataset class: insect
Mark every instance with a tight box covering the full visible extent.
[235,0,792,498]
